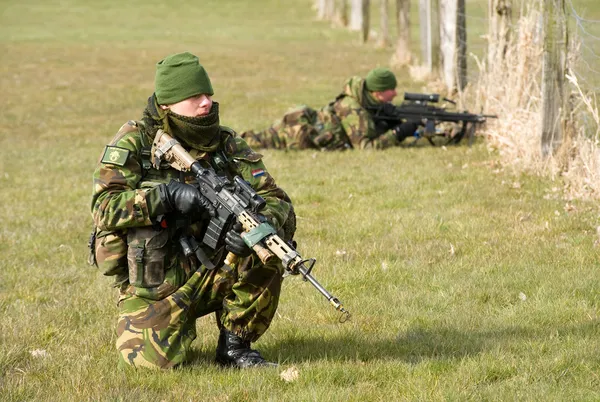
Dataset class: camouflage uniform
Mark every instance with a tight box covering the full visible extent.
[91,112,293,369]
[242,76,403,151]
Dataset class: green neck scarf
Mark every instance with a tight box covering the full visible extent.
[340,76,382,109]
[142,94,222,152]
[362,88,383,109]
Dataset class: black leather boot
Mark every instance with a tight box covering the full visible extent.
[215,329,277,368]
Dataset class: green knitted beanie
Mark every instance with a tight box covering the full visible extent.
[365,67,397,92]
[155,52,214,105]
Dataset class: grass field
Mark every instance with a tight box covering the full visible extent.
[1,0,599,400]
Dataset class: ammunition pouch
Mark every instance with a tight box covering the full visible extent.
[126,227,170,288]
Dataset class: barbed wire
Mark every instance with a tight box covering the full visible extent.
[580,39,600,59]
[568,0,600,24]
[573,23,600,41]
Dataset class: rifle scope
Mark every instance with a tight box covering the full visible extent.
[404,92,440,103]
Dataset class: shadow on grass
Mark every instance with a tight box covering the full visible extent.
[184,321,598,366]
[264,328,486,364]
[264,321,599,364]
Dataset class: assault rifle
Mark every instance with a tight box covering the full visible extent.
[367,92,498,146]
[152,129,351,323]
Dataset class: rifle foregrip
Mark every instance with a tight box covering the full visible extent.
[252,243,274,263]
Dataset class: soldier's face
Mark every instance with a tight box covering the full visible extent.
[373,89,397,103]
[163,94,213,117]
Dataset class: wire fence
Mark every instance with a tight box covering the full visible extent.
[314,0,600,197]
[315,1,598,95]
[459,6,491,84]
[457,1,599,97]
[568,0,600,94]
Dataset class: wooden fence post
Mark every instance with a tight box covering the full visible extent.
[378,0,390,47]
[349,0,362,30]
[440,0,466,91]
[361,0,371,42]
[541,0,568,157]
[419,0,440,74]
[420,0,432,71]
[456,0,467,90]
[335,0,349,27]
[488,0,512,68]
[393,0,411,64]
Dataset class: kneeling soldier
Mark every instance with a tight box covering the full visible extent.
[90,52,294,369]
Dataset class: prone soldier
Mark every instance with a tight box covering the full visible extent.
[241,67,420,150]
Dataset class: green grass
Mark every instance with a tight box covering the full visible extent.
[1,1,599,401]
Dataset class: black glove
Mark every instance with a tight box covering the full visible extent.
[379,102,398,116]
[392,120,421,142]
[224,222,252,257]
[159,180,215,218]
[374,120,391,135]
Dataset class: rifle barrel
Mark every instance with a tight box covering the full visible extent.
[297,263,351,322]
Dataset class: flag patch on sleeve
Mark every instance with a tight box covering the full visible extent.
[251,168,265,178]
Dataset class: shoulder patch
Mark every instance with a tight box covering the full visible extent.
[101,146,130,167]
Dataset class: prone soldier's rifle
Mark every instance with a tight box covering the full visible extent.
[367,92,498,146]
[152,129,351,323]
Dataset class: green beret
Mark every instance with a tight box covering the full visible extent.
[155,52,214,105]
[365,67,397,92]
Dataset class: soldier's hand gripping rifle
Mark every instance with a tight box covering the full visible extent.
[367,92,498,146]
[152,129,351,323]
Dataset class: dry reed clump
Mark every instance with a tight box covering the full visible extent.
[471,3,545,171]
[560,73,600,199]
[470,1,600,200]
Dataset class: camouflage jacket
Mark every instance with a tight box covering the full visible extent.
[319,76,400,150]
[90,121,293,294]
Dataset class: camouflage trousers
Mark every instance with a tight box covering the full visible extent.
[115,255,283,369]
[241,105,351,151]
